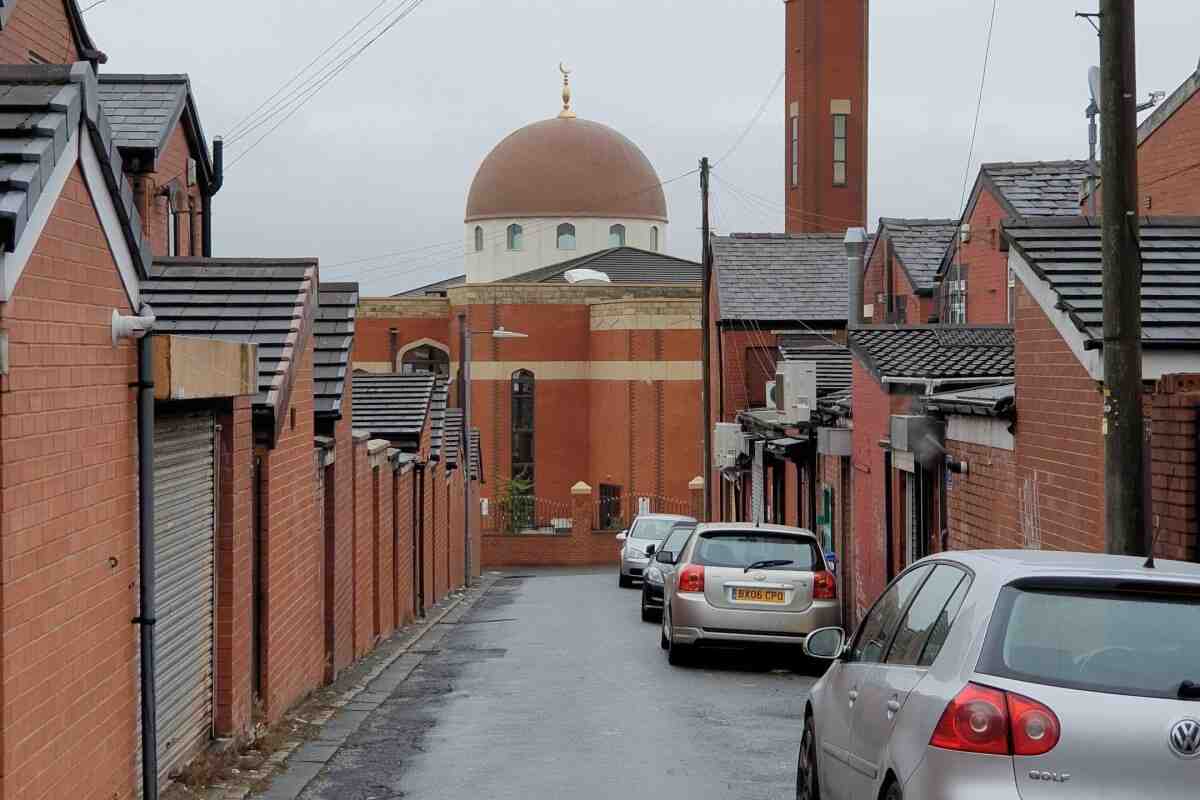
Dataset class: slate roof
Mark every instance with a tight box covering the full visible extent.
[923,382,1015,418]
[143,258,318,442]
[0,64,153,280]
[469,428,482,482]
[499,246,701,285]
[979,161,1091,218]
[778,335,853,396]
[429,377,449,460]
[848,325,1015,382]
[713,233,850,322]
[868,219,958,293]
[1005,217,1200,347]
[314,282,358,419]
[395,273,464,297]
[350,372,435,447]
[97,73,214,184]
[443,408,463,469]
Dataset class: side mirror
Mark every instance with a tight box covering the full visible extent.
[645,543,656,556]
[615,531,627,543]
[804,627,847,660]
[655,550,674,564]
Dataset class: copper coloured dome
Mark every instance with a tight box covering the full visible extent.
[464,117,668,223]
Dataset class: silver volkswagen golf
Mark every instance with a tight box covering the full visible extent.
[798,550,1200,800]
[660,523,841,665]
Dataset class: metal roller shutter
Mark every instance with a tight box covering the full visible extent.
[153,411,216,782]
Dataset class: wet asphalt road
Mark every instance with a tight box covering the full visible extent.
[297,568,818,800]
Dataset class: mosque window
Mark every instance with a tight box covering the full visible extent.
[608,224,626,247]
[401,344,450,377]
[650,226,659,251]
[507,223,523,251]
[556,223,576,250]
[474,225,484,252]
[833,114,848,187]
[511,370,535,488]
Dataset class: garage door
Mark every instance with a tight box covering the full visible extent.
[153,411,216,781]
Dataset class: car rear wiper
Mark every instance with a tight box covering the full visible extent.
[744,559,793,573]
[1178,680,1200,700]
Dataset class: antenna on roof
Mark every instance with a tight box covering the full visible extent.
[1085,66,1101,216]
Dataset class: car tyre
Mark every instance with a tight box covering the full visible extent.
[660,608,670,650]
[795,713,821,800]
[665,609,693,666]
[882,781,902,800]
[640,592,659,623]
[618,572,633,589]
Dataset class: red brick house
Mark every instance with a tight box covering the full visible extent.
[1136,66,1200,215]
[0,0,104,68]
[862,218,957,326]
[937,161,1091,325]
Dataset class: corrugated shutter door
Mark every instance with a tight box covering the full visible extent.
[153,411,216,782]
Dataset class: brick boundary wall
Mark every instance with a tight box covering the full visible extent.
[216,397,254,737]
[1149,374,1200,561]
[352,433,372,657]
[944,439,1020,551]
[481,483,621,567]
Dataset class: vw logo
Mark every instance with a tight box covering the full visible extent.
[1169,719,1200,759]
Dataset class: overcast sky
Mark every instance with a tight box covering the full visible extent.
[86,1,1197,296]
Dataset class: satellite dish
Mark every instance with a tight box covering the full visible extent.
[1088,66,1102,111]
[564,268,611,286]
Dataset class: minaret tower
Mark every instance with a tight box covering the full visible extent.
[784,0,869,233]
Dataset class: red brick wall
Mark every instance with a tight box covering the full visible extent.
[0,0,80,65]
[139,126,203,259]
[256,333,323,721]
[448,471,465,591]
[393,466,415,625]
[718,328,777,423]
[435,466,450,600]
[0,166,139,800]
[328,388,355,676]
[863,239,923,324]
[945,187,1010,324]
[215,397,253,737]
[421,465,435,610]
[784,0,868,233]
[1013,283,1104,553]
[1148,374,1199,562]
[351,435,372,655]
[352,316,448,370]
[373,458,395,637]
[482,487,620,566]
[1138,86,1200,215]
[944,437,1020,550]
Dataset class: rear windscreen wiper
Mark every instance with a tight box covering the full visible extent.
[744,559,793,573]
[1178,680,1200,700]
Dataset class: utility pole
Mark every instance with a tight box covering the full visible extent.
[1099,0,1146,555]
[459,312,472,581]
[700,157,713,520]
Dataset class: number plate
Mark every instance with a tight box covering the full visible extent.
[733,588,786,604]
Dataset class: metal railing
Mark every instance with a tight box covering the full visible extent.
[487,495,573,535]
[594,494,692,531]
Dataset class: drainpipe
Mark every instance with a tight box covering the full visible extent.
[202,137,224,258]
[845,227,868,325]
[389,328,399,372]
[118,308,158,800]
[883,448,895,583]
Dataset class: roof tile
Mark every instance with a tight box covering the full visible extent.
[350,372,435,447]
[314,282,359,419]
[713,233,851,322]
[848,325,1014,381]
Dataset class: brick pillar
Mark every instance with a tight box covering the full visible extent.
[571,481,593,536]
[689,476,705,521]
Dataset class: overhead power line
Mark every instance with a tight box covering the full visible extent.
[957,0,1001,216]
[714,68,786,167]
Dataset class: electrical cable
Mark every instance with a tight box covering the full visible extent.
[714,68,786,167]
[957,0,1001,216]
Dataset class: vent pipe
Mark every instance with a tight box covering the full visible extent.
[202,137,224,257]
[845,227,868,325]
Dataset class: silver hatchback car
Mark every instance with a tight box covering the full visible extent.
[617,513,696,588]
[660,523,841,665]
[798,550,1200,800]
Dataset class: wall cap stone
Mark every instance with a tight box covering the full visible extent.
[689,476,705,490]
[571,481,592,496]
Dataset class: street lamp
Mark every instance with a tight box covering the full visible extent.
[459,319,529,582]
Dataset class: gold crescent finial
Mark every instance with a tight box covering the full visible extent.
[558,62,576,119]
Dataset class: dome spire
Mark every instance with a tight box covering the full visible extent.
[558,62,576,119]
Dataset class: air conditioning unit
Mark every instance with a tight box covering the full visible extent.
[775,361,817,425]
[890,415,945,463]
[713,423,741,470]
[818,426,852,457]
[765,380,777,410]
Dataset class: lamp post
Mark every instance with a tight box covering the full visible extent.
[459,316,528,582]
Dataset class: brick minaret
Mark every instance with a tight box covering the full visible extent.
[784,0,869,233]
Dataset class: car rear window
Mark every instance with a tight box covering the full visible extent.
[692,531,821,571]
[978,583,1200,699]
[630,518,686,542]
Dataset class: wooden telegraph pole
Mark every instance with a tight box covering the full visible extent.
[1099,0,1146,554]
[700,157,713,520]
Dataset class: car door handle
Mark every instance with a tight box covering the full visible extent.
[886,698,901,717]
[848,689,859,704]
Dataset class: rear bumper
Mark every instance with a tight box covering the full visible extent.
[903,749,1019,799]
[669,592,841,645]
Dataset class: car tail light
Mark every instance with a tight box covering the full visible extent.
[813,570,837,600]
[930,682,1060,757]
[678,564,705,593]
[1007,691,1061,756]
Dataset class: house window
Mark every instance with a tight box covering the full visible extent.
[474,225,484,252]
[790,114,800,187]
[609,224,626,247]
[401,344,450,377]
[556,222,576,250]
[511,370,535,486]
[832,114,848,187]
[506,223,523,251]
[650,226,659,251]
[946,264,968,325]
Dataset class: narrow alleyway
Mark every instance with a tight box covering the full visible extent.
[285,568,817,800]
